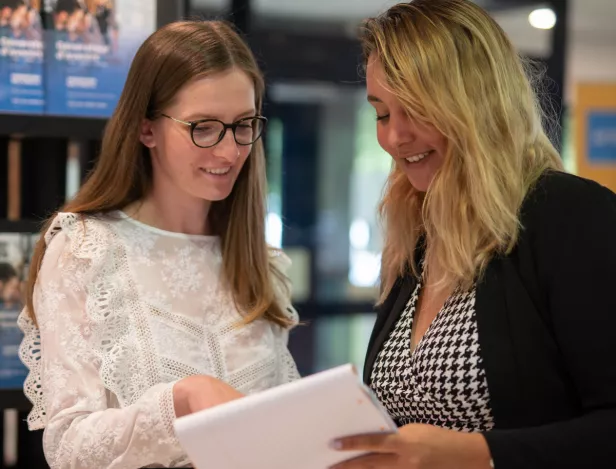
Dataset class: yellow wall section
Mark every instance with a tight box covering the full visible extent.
[575,84,616,192]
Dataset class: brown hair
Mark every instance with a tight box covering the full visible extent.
[26,20,292,328]
[361,0,562,301]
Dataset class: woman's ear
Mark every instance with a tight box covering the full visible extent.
[139,119,156,148]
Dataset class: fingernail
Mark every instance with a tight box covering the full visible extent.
[329,440,342,450]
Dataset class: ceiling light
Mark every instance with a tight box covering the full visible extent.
[528,8,556,30]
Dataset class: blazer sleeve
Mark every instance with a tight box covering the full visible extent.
[483,174,616,469]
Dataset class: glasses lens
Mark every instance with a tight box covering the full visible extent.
[192,121,224,147]
[234,117,264,145]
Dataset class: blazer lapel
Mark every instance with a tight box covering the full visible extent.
[363,274,415,384]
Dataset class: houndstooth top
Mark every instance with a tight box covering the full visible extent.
[370,268,495,432]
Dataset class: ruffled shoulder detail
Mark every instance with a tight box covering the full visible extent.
[19,212,112,430]
[44,212,111,261]
[17,311,44,429]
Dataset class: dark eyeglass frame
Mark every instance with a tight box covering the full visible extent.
[161,114,268,149]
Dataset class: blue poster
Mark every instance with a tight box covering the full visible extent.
[587,111,616,163]
[0,309,28,389]
[0,233,36,390]
[44,0,156,117]
[0,0,44,113]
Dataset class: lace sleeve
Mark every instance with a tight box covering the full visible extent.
[18,214,187,469]
[269,249,301,383]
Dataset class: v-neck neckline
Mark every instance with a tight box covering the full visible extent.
[408,263,460,357]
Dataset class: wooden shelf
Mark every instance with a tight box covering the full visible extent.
[0,389,31,411]
[0,219,43,234]
[0,113,107,140]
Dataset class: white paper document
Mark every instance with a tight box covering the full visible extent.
[174,363,397,469]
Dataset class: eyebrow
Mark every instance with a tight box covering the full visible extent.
[184,109,256,121]
[367,95,382,103]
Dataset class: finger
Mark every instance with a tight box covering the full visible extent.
[329,452,400,469]
[331,433,398,452]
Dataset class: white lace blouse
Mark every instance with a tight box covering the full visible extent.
[18,211,300,469]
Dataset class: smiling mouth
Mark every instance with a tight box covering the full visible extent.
[200,167,231,176]
[404,150,433,163]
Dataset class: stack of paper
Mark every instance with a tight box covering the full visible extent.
[174,363,397,469]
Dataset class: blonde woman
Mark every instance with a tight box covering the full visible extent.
[331,1,616,468]
[19,20,299,469]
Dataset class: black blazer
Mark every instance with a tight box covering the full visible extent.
[363,171,616,469]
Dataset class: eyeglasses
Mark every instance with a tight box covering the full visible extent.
[161,114,267,149]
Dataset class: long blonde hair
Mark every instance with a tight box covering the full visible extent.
[360,0,563,302]
[26,20,292,328]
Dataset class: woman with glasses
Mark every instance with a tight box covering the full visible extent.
[18,20,299,469]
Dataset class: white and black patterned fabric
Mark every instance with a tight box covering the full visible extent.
[370,270,495,432]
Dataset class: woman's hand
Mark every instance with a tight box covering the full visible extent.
[173,375,244,418]
[330,423,493,469]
